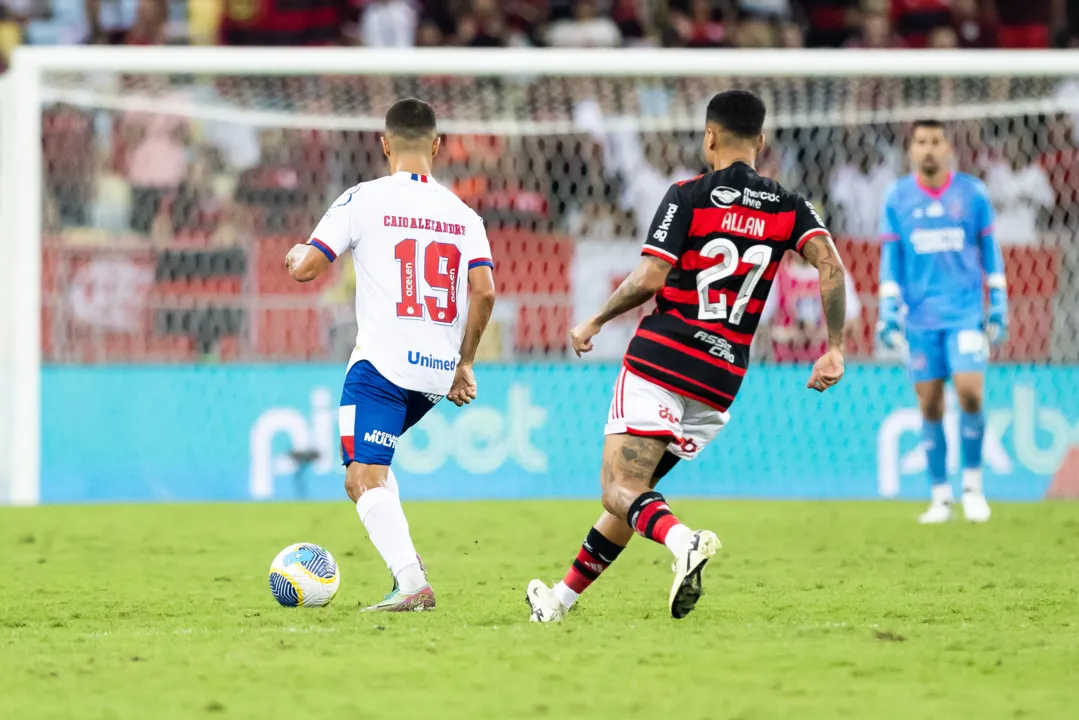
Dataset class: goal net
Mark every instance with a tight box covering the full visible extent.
[3,48,1079,504]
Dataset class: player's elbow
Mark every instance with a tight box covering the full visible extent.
[641,276,667,295]
[290,256,327,283]
[472,285,497,310]
[637,258,672,295]
[290,266,318,283]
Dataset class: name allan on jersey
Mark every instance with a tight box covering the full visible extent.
[721,212,766,238]
[384,215,467,235]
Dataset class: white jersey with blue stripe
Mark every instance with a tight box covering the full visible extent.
[307,171,493,395]
[878,171,1005,331]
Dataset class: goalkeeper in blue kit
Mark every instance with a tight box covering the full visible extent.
[877,120,1008,524]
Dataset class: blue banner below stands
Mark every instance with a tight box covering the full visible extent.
[40,364,1079,503]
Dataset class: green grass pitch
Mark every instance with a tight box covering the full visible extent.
[2,500,1078,719]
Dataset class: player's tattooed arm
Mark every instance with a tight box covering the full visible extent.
[594,256,671,324]
[801,234,848,351]
[571,257,670,356]
[801,233,847,392]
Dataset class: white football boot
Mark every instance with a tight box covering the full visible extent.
[961,491,992,523]
[960,469,991,523]
[669,530,721,619]
[526,579,566,623]
[919,483,954,524]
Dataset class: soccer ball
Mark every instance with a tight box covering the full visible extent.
[268,542,341,607]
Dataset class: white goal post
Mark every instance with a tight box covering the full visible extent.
[3,47,1079,505]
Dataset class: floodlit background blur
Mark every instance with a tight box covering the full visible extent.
[1,0,1078,504]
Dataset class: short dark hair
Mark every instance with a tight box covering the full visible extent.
[385,98,438,142]
[912,118,946,132]
[706,90,766,139]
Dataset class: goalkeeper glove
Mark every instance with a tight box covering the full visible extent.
[875,295,904,351]
[986,288,1009,346]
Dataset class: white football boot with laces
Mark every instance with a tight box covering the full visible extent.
[526,579,567,623]
[669,530,721,619]
[919,484,954,524]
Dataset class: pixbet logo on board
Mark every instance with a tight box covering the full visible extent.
[877,385,1079,497]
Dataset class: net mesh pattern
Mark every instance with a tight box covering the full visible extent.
[35,71,1079,364]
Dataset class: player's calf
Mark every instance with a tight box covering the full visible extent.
[954,372,987,501]
[601,434,696,556]
[527,525,626,623]
[536,462,675,619]
[347,462,428,598]
[549,526,628,612]
[599,434,670,518]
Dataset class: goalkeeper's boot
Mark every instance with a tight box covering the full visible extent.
[961,491,992,523]
[919,484,954,524]
[669,530,721,619]
[525,579,566,623]
[361,584,435,613]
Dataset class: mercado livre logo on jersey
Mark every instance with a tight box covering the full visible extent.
[408,351,457,371]
[740,187,779,209]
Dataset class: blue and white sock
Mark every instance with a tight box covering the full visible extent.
[960,411,985,494]
[923,419,948,491]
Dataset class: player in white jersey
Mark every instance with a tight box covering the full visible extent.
[285,98,496,612]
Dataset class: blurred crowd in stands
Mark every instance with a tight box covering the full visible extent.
[1,0,1078,63]
[3,0,1079,364]
[33,75,1079,248]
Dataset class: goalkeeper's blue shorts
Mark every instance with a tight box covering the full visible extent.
[338,360,442,466]
[906,326,988,383]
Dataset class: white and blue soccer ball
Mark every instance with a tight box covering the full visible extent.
[268,543,341,607]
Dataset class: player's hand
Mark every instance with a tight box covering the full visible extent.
[447,363,477,407]
[285,244,308,274]
[807,348,844,393]
[986,289,1009,347]
[570,318,602,357]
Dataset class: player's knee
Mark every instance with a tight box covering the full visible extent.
[953,374,984,414]
[343,464,388,502]
[958,391,983,414]
[600,484,621,517]
[343,470,364,503]
[918,390,946,421]
[921,403,945,422]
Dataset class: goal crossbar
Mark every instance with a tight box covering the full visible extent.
[10,46,1079,78]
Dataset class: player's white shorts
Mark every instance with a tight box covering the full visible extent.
[604,366,730,460]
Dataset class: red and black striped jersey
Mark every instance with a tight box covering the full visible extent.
[625,162,831,411]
